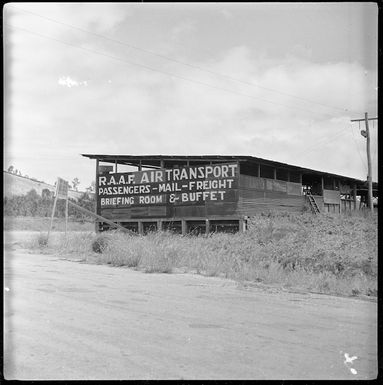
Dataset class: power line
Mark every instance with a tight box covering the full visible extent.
[5,22,338,118]
[295,126,349,158]
[7,4,362,116]
[8,17,356,161]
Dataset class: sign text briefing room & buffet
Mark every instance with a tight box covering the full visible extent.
[98,163,239,208]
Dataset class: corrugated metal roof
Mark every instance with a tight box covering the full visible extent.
[81,154,378,187]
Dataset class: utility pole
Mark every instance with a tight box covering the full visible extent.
[351,113,377,213]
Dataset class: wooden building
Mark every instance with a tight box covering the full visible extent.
[82,154,378,234]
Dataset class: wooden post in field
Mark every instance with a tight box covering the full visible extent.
[351,113,377,213]
[48,177,69,242]
[364,113,373,213]
[65,196,69,237]
[47,192,59,241]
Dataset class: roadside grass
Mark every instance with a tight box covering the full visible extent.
[23,231,95,264]
[25,211,377,298]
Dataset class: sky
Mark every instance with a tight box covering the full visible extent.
[3,2,378,189]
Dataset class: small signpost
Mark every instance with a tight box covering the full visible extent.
[47,177,69,241]
[46,176,132,242]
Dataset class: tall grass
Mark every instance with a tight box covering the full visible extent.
[24,231,95,260]
[28,212,377,298]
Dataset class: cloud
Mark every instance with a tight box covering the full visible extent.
[220,8,233,20]
[170,20,197,43]
[5,3,127,34]
[32,49,375,182]
[3,4,378,187]
[58,76,88,88]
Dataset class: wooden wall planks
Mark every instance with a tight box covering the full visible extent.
[238,174,304,215]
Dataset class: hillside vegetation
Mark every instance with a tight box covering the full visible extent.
[3,189,95,218]
[3,171,54,197]
[21,211,378,299]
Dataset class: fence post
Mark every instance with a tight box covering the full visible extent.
[47,193,58,242]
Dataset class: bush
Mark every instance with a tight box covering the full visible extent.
[92,234,110,253]
[38,233,49,247]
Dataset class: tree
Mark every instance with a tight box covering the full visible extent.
[72,177,80,191]
[42,188,53,199]
[86,180,95,193]
[7,165,14,173]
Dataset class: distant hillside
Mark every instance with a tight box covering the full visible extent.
[3,171,94,200]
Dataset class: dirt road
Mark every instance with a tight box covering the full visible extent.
[3,232,377,380]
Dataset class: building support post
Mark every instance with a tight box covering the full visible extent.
[239,217,247,233]
[138,221,143,235]
[353,184,357,211]
[340,179,348,214]
[181,220,187,236]
[321,176,324,195]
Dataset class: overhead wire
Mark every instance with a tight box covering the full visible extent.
[5,22,340,118]
[5,6,377,171]
[6,4,362,116]
[295,126,350,158]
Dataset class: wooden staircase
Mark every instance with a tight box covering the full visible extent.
[307,193,320,214]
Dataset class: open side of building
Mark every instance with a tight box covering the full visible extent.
[82,154,378,235]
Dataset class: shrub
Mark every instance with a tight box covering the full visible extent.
[38,233,49,247]
[92,234,110,253]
